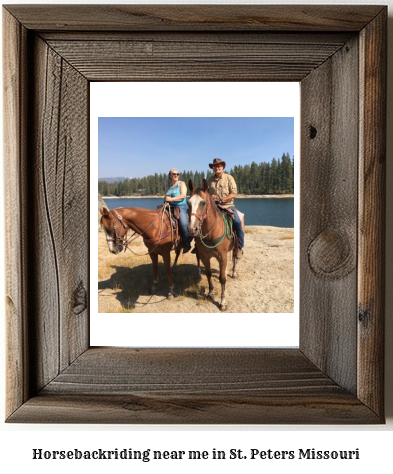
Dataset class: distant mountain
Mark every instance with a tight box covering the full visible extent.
[98,177,132,183]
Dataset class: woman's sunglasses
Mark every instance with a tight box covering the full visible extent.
[171,173,179,176]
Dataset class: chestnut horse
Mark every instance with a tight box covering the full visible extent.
[188,179,245,311]
[100,206,183,298]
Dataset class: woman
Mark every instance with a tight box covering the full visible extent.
[164,169,192,253]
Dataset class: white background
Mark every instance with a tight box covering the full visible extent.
[1,1,392,473]
[90,82,300,348]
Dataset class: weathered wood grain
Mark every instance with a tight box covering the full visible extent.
[358,9,387,417]
[45,348,339,395]
[9,392,379,425]
[3,8,30,418]
[30,36,90,389]
[300,36,359,394]
[3,5,384,32]
[45,38,349,82]
[41,31,354,44]
[7,349,380,424]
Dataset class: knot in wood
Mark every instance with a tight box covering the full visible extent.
[308,228,355,279]
[309,125,317,139]
[73,281,87,315]
[358,307,370,326]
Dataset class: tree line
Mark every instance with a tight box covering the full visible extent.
[98,153,294,196]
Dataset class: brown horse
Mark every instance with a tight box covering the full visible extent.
[100,205,183,298]
[188,179,245,311]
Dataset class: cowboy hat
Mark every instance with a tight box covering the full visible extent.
[209,158,226,169]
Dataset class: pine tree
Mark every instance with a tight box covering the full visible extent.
[98,153,294,196]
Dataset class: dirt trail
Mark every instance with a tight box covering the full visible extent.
[98,226,294,313]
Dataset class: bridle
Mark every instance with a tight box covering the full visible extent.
[103,211,130,249]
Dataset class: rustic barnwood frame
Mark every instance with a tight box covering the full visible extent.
[3,5,386,423]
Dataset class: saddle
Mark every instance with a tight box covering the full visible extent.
[157,203,180,224]
[155,203,180,248]
[216,204,235,221]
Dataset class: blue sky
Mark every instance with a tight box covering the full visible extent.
[98,117,294,179]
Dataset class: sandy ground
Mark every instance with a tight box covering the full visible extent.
[98,226,294,313]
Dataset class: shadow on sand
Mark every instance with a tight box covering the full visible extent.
[98,262,219,310]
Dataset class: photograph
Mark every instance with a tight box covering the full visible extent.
[97,116,295,315]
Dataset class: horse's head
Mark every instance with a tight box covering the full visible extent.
[188,179,210,236]
[100,207,128,254]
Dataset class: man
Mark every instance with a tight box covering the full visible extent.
[207,158,244,259]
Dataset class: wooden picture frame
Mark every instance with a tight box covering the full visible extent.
[3,5,386,424]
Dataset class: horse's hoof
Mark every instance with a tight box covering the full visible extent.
[231,272,237,279]
[220,304,227,311]
[205,292,213,301]
[167,293,174,299]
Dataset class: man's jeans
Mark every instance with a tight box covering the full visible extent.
[228,206,244,248]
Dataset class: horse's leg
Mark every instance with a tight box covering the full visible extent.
[149,252,159,294]
[218,252,228,311]
[196,248,202,280]
[162,250,175,299]
[172,246,181,270]
[230,237,238,279]
[231,248,238,279]
[202,256,214,300]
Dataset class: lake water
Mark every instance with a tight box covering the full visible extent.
[104,197,294,228]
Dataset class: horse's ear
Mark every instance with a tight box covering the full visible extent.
[201,179,208,192]
[100,207,109,216]
[189,180,195,194]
